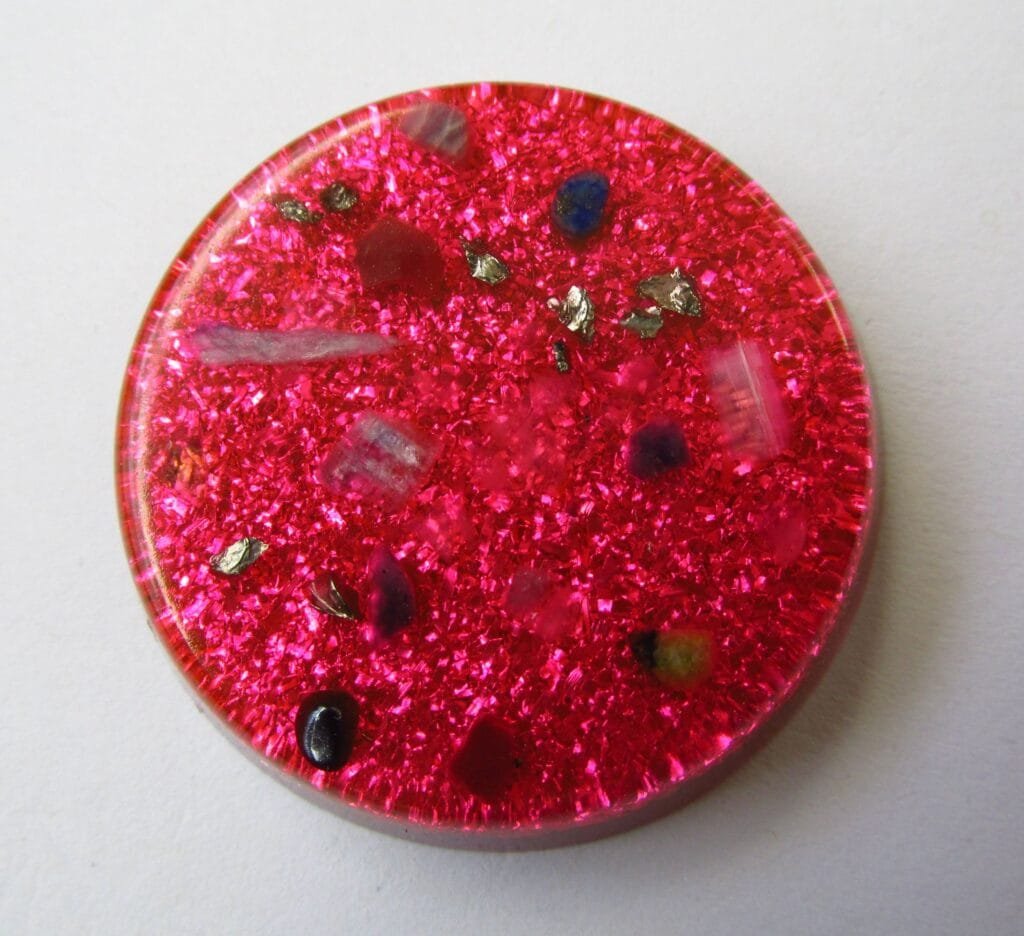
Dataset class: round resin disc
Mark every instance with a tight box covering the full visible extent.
[117,83,875,847]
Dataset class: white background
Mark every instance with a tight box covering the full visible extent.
[2,2,1022,933]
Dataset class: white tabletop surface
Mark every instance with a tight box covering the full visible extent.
[2,2,1022,933]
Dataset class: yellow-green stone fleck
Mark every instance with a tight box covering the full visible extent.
[653,631,712,686]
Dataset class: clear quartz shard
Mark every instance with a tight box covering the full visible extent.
[461,239,510,285]
[637,267,703,318]
[188,324,397,365]
[707,340,790,463]
[548,285,596,342]
[398,101,470,161]
[210,537,267,575]
[618,307,664,339]
[321,412,439,507]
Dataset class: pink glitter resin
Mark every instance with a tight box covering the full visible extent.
[117,83,875,847]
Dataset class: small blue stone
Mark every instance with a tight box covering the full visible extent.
[552,170,610,239]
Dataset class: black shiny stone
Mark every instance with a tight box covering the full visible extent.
[626,418,691,479]
[295,691,359,771]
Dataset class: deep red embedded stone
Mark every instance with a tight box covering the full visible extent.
[450,715,519,802]
[366,546,417,639]
[354,217,445,296]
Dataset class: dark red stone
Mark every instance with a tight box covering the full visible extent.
[450,715,519,802]
[354,217,445,296]
[367,546,417,639]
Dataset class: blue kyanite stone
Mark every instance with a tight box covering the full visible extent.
[551,170,610,238]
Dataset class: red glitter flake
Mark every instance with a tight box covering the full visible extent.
[117,83,876,845]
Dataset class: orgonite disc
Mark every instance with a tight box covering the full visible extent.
[117,83,876,847]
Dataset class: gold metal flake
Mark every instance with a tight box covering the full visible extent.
[320,182,359,213]
[461,239,510,285]
[619,307,664,339]
[210,537,267,575]
[275,198,322,225]
[548,285,596,343]
[309,575,361,620]
[637,267,703,318]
